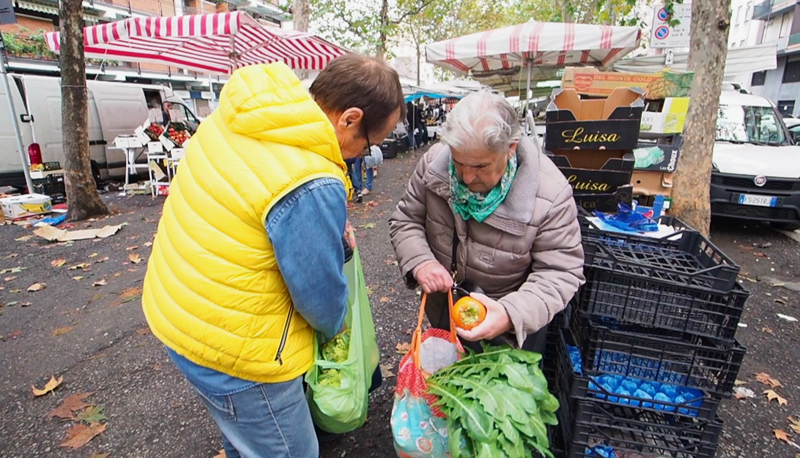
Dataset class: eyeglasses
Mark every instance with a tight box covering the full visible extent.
[360,118,372,157]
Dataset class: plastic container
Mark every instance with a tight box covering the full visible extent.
[577,266,749,342]
[569,314,746,398]
[556,328,720,422]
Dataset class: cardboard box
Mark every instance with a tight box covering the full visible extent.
[0,194,52,219]
[148,142,164,154]
[113,135,143,148]
[545,88,644,150]
[561,67,694,100]
[632,171,673,197]
[574,185,634,213]
[640,98,690,134]
[547,149,634,195]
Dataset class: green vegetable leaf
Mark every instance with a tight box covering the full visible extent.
[449,424,463,458]
[539,393,560,413]
[500,363,538,394]
[540,409,558,426]
[498,418,523,455]
[428,382,494,442]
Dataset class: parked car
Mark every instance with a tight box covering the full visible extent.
[710,90,800,231]
[0,74,201,188]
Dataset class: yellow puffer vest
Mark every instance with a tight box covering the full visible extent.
[142,62,350,383]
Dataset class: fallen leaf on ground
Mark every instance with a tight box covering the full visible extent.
[15,235,33,242]
[92,279,107,287]
[59,422,106,449]
[361,223,376,229]
[775,299,788,306]
[739,245,755,250]
[136,327,152,335]
[89,453,110,458]
[128,253,142,264]
[3,253,19,259]
[72,276,83,281]
[765,389,789,405]
[4,276,16,281]
[380,364,395,378]
[367,201,379,207]
[778,314,798,322]
[756,373,783,388]
[126,245,139,251]
[20,302,31,307]
[69,263,90,270]
[51,259,66,267]
[32,375,64,396]
[755,242,773,248]
[27,283,46,292]
[365,286,373,296]
[5,301,18,306]
[213,450,226,458]
[76,405,107,423]
[735,379,747,386]
[396,342,411,354]
[379,296,390,303]
[753,252,768,258]
[0,267,24,274]
[762,327,775,334]
[789,416,800,435]
[4,330,23,339]
[775,429,792,443]
[95,257,109,263]
[48,392,95,419]
[88,253,98,258]
[53,326,73,336]
[143,242,153,247]
[733,386,755,400]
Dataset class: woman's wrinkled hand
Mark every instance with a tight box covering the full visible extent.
[456,292,512,341]
[414,261,454,294]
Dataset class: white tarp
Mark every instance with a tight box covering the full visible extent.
[613,43,778,76]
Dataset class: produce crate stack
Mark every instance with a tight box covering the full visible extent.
[550,212,749,458]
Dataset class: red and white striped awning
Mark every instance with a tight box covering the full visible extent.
[44,12,347,75]
[426,22,641,91]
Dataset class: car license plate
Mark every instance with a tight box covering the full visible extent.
[738,194,778,207]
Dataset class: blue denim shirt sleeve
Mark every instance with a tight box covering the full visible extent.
[267,178,349,342]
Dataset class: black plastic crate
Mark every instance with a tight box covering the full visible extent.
[578,266,749,342]
[566,401,722,458]
[556,328,720,422]
[570,314,746,398]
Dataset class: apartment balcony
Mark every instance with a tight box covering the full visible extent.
[753,0,799,20]
[787,32,800,53]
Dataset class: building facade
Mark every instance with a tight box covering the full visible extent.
[741,0,800,116]
[1,0,285,115]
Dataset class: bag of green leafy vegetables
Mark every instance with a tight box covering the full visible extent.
[305,248,380,433]
[426,344,560,458]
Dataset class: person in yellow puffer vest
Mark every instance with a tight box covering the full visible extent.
[141,54,405,458]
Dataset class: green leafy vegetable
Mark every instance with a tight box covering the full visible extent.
[427,343,558,458]
[317,329,351,386]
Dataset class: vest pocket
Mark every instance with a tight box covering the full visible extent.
[274,304,295,366]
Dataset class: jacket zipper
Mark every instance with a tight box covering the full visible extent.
[274,304,294,366]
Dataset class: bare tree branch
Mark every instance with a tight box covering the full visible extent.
[391,0,441,25]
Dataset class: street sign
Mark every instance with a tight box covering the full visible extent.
[651,3,692,48]
[0,0,16,25]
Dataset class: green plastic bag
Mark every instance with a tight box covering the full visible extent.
[305,248,380,433]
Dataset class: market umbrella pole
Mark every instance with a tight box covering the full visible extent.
[0,35,34,193]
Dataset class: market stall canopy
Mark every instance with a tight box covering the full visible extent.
[613,43,778,76]
[404,91,464,102]
[426,21,641,92]
[44,12,347,75]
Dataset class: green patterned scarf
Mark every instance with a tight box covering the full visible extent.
[449,154,518,223]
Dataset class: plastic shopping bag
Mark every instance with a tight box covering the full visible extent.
[391,292,462,458]
[305,248,380,433]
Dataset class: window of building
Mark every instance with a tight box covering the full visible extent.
[778,101,795,116]
[747,1,753,19]
[783,60,800,83]
[741,40,746,47]
[780,13,792,38]
[752,71,767,86]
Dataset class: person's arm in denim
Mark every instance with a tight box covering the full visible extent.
[266,178,348,341]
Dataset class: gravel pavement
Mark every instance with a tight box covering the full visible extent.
[0,145,798,458]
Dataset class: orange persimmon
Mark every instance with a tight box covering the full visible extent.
[451,297,487,330]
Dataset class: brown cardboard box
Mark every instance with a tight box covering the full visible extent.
[632,170,673,197]
[545,88,644,150]
[561,67,694,100]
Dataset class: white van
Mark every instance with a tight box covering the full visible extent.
[0,74,201,188]
[711,90,800,231]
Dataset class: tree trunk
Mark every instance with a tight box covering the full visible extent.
[376,0,389,60]
[292,0,310,79]
[59,0,108,221]
[669,0,731,236]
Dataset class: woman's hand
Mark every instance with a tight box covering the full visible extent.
[344,220,356,250]
[456,293,512,341]
[414,261,454,294]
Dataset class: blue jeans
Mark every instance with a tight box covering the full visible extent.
[191,376,318,458]
[346,158,373,193]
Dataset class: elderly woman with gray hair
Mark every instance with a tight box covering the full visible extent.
[389,90,585,353]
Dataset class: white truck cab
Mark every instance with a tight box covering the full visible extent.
[710,90,800,231]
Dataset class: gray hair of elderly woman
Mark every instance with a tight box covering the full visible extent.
[440,90,522,154]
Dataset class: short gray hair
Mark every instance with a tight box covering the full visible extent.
[441,90,522,154]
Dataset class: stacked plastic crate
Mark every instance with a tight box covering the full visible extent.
[549,212,748,458]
